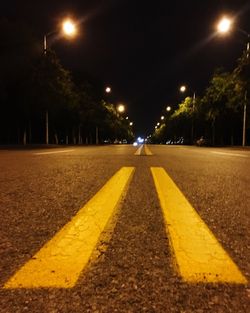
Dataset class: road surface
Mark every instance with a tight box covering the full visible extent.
[0,145,249,312]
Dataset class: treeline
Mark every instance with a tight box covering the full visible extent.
[0,19,134,145]
[152,50,250,146]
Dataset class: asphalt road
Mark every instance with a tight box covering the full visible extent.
[0,145,249,312]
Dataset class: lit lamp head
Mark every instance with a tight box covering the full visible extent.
[217,17,232,34]
[180,85,186,93]
[62,19,77,37]
[105,87,111,93]
[117,104,125,113]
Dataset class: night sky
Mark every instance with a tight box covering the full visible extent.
[1,0,250,136]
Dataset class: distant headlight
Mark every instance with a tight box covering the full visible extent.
[133,142,138,146]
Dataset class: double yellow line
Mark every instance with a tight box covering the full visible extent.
[134,144,153,155]
[4,167,247,289]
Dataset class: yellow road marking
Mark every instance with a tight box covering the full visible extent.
[134,145,143,155]
[151,167,247,284]
[4,167,135,289]
[144,145,153,155]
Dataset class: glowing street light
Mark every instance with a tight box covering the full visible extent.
[166,106,171,112]
[216,15,249,146]
[44,18,77,55]
[157,122,160,126]
[129,122,133,126]
[105,86,111,93]
[161,116,165,120]
[62,19,77,37]
[217,17,232,34]
[180,85,186,93]
[117,104,125,113]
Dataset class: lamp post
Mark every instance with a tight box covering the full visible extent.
[43,18,77,144]
[217,16,250,146]
[241,35,249,147]
[180,85,196,144]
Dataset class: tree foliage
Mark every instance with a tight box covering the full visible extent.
[0,20,134,145]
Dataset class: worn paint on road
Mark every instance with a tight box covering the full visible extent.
[4,167,135,288]
[144,145,153,155]
[151,167,247,284]
[134,145,143,155]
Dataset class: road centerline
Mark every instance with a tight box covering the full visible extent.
[144,145,153,155]
[134,145,144,155]
[4,167,135,289]
[151,167,247,284]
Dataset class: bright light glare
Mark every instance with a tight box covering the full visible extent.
[217,17,232,34]
[129,122,133,126]
[166,106,171,112]
[157,122,160,126]
[180,85,186,93]
[105,87,111,93]
[137,137,144,143]
[161,116,164,120]
[117,104,125,113]
[133,142,138,146]
[62,19,77,37]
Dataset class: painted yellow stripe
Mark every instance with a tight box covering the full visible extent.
[4,167,135,289]
[134,145,143,155]
[151,167,247,284]
[144,145,153,155]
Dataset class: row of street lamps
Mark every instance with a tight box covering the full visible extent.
[154,106,171,130]
[105,86,133,126]
[43,20,132,144]
[155,16,249,146]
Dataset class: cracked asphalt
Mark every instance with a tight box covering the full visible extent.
[0,145,249,312]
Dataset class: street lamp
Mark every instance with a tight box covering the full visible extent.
[129,122,133,126]
[166,106,171,112]
[180,85,186,93]
[62,19,77,37]
[43,18,77,144]
[217,17,232,34]
[44,18,77,55]
[105,86,111,93]
[217,16,250,146]
[117,104,125,113]
[180,85,196,144]
[161,116,165,120]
